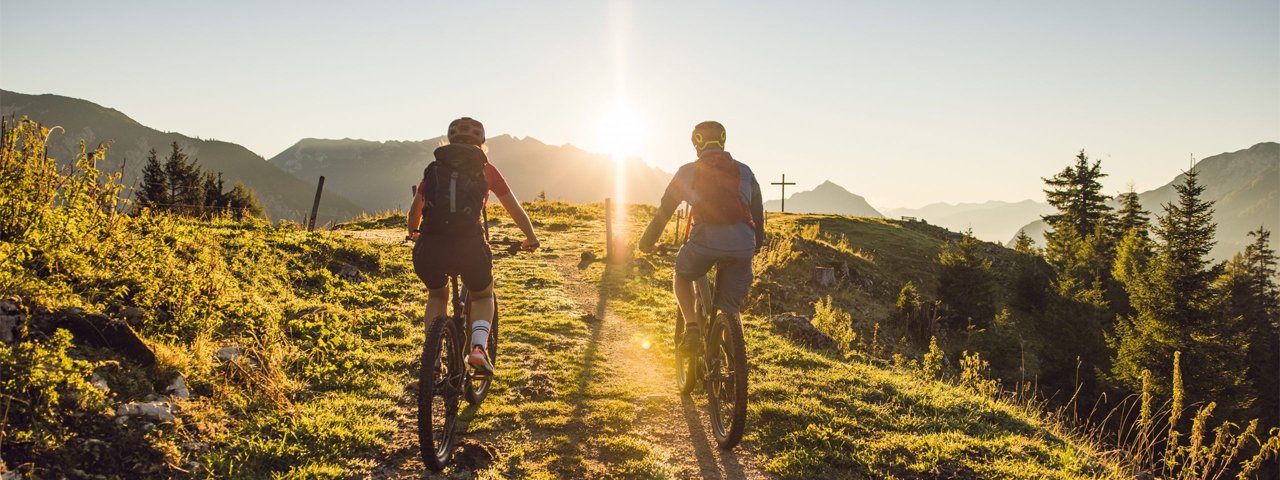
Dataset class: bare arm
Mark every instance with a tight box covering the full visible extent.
[407,191,424,240]
[496,192,539,249]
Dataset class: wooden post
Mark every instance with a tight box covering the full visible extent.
[307,176,325,232]
[411,184,417,197]
[604,198,613,259]
[815,266,836,287]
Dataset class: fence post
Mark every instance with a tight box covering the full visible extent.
[604,198,613,259]
[308,176,325,231]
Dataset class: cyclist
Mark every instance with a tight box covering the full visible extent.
[638,121,764,353]
[408,117,539,375]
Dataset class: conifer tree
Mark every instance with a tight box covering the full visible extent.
[937,229,996,328]
[224,183,265,220]
[1228,228,1279,427]
[1110,169,1249,414]
[1116,186,1151,240]
[1042,150,1114,239]
[163,142,203,215]
[136,148,169,210]
[202,171,225,215]
[1012,229,1038,255]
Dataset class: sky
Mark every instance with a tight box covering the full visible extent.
[2,0,1277,209]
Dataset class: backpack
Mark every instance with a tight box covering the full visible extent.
[691,152,753,226]
[419,146,488,235]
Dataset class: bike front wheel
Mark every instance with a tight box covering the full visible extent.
[419,315,462,471]
[706,312,748,449]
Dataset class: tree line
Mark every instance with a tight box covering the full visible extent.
[135,142,264,219]
[929,150,1278,433]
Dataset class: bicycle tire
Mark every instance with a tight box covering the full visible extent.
[419,315,461,471]
[465,294,499,404]
[706,312,748,449]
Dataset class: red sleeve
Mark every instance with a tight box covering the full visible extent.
[484,163,512,197]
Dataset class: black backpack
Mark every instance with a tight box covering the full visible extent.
[419,146,488,235]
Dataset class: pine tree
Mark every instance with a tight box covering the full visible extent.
[1116,185,1151,240]
[163,142,203,215]
[202,171,225,215]
[224,182,265,220]
[1232,228,1279,428]
[1012,229,1038,255]
[937,229,996,329]
[1110,169,1249,415]
[1042,150,1114,240]
[135,148,169,210]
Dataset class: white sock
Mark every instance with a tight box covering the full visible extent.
[471,320,491,350]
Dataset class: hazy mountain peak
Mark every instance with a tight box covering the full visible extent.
[763,179,882,217]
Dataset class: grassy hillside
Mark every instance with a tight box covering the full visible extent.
[0,89,367,224]
[0,118,1151,478]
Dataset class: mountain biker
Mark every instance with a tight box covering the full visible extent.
[408,117,539,375]
[638,121,764,353]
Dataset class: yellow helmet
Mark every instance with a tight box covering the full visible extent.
[691,121,726,151]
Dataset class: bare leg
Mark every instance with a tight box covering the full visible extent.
[425,287,449,332]
[468,283,495,348]
[673,272,698,330]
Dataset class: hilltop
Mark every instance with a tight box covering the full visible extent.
[268,135,673,211]
[764,180,883,218]
[0,89,367,224]
[1012,142,1279,259]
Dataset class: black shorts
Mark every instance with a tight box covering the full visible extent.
[412,233,493,291]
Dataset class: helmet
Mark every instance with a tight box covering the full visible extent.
[447,117,485,145]
[691,121,726,151]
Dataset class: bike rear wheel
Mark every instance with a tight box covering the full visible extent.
[465,295,499,404]
[419,315,462,471]
[706,312,748,449]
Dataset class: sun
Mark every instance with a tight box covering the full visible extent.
[598,101,643,161]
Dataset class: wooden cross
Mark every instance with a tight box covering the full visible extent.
[772,174,796,212]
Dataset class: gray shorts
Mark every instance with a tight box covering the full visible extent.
[675,241,754,315]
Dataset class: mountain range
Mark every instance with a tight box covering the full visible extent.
[0,90,366,225]
[268,135,672,212]
[886,200,1055,243]
[1012,142,1278,261]
[764,180,883,218]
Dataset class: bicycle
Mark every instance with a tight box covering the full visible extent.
[674,264,749,449]
[417,237,524,471]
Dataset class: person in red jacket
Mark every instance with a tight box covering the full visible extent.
[408,117,539,374]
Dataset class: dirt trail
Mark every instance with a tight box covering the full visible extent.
[554,256,772,480]
[348,228,771,479]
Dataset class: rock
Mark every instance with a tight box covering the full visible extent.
[578,313,600,323]
[578,251,598,269]
[31,307,156,366]
[769,313,839,350]
[166,375,190,400]
[330,262,366,282]
[118,306,146,325]
[180,442,209,453]
[90,373,110,394]
[0,298,24,344]
[116,401,177,423]
[215,346,245,362]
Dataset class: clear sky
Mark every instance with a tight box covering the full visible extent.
[2,0,1277,209]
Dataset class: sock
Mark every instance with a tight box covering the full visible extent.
[471,319,491,351]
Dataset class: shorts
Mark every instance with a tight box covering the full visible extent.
[675,241,754,314]
[413,233,493,291]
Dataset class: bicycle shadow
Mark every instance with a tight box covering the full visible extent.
[681,395,750,479]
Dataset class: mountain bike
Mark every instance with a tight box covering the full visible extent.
[418,237,523,471]
[674,266,749,449]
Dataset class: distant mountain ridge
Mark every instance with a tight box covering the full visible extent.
[1012,142,1279,260]
[886,199,1054,243]
[764,180,883,218]
[0,89,366,224]
[268,135,673,211]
